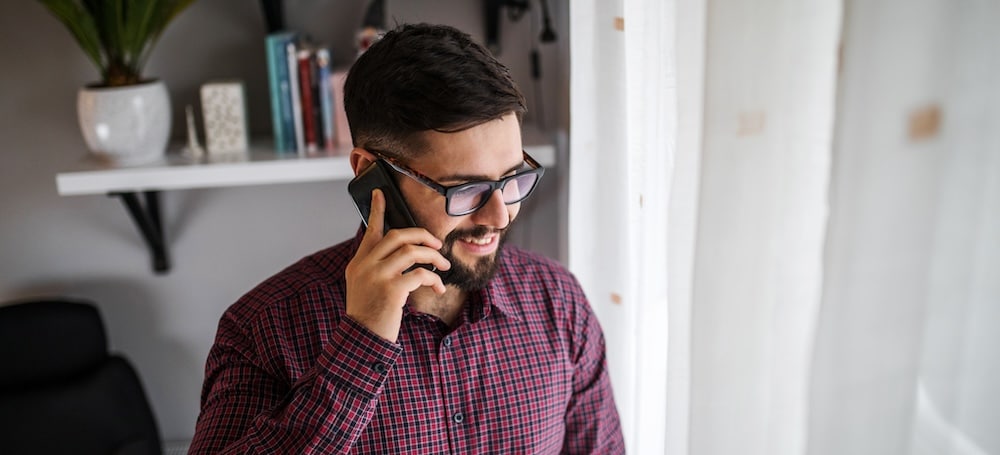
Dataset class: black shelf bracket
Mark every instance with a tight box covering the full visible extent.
[109,191,170,274]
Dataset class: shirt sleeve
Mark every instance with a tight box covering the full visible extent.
[189,313,402,454]
[561,281,626,454]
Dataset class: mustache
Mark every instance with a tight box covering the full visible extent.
[444,225,507,242]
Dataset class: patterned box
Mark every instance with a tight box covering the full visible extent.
[200,81,249,154]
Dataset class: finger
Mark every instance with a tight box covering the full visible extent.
[398,267,447,295]
[386,227,444,249]
[367,188,385,237]
[367,227,443,260]
[381,244,451,274]
[357,189,386,253]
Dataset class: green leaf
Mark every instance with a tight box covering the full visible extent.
[123,0,156,78]
[136,0,197,76]
[38,0,197,86]
[39,0,105,73]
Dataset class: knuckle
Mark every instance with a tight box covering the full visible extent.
[416,268,440,281]
[383,229,402,243]
[399,244,422,256]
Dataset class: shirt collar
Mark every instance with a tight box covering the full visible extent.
[478,268,523,322]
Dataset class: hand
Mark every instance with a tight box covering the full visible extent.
[344,189,451,342]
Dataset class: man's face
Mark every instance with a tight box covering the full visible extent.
[397,113,524,290]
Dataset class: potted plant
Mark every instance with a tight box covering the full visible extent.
[40,0,196,164]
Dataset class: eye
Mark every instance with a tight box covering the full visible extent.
[503,173,540,201]
[449,182,493,212]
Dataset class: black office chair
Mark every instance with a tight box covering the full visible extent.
[0,298,162,455]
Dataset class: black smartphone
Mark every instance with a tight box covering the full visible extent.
[348,160,419,233]
[348,160,444,276]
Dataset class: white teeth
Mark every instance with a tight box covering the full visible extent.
[465,236,492,245]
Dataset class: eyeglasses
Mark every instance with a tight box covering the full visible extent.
[372,150,545,216]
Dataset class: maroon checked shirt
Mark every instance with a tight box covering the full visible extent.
[190,231,624,454]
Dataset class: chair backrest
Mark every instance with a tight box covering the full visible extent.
[0,298,162,455]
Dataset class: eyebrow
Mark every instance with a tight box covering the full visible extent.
[435,160,525,184]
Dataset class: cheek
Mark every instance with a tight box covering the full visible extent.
[398,182,449,234]
[507,202,521,222]
[411,205,447,237]
[406,198,461,240]
[430,218,464,243]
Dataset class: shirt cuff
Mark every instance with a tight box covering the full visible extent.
[318,317,403,399]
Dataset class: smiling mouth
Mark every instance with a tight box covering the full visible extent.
[463,235,495,245]
[446,226,506,254]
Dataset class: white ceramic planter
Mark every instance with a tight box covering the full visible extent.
[77,80,171,165]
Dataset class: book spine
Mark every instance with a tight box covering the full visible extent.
[266,33,296,153]
[309,53,325,151]
[298,49,318,153]
[286,41,305,154]
[278,36,297,151]
[264,35,285,152]
[316,48,335,152]
[309,51,326,150]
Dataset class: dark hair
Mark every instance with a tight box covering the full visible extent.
[344,23,527,158]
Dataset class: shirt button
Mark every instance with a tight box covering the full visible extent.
[443,337,453,347]
[373,362,387,374]
[452,411,464,424]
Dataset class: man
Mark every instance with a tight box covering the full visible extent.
[190,23,624,454]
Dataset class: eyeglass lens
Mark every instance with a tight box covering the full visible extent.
[449,172,540,214]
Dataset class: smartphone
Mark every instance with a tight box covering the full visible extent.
[348,160,444,276]
[348,160,419,233]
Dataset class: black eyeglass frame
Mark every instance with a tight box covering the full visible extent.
[370,150,546,216]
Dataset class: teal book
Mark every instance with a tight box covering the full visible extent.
[265,32,297,152]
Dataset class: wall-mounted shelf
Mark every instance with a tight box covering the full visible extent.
[55,127,558,273]
[56,147,356,196]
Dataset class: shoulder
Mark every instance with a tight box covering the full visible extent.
[490,247,603,358]
[491,246,591,326]
[209,238,358,378]
[220,237,357,338]
[496,246,584,297]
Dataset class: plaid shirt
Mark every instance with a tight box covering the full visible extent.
[190,231,624,454]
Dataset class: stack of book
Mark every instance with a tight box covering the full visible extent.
[266,32,352,154]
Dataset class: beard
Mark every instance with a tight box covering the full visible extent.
[438,225,510,291]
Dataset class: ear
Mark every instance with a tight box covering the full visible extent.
[349,148,378,177]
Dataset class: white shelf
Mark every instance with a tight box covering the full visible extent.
[56,128,557,196]
[55,127,559,273]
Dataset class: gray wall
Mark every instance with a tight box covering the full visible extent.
[0,0,568,441]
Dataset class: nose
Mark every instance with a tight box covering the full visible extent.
[469,189,512,229]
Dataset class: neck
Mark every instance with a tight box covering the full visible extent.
[409,286,468,328]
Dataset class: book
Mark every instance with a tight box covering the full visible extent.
[265,32,296,152]
[316,48,335,151]
[309,48,327,151]
[286,40,305,153]
[297,48,318,152]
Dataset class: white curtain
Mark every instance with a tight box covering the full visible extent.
[568,0,1000,454]
[569,0,677,452]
